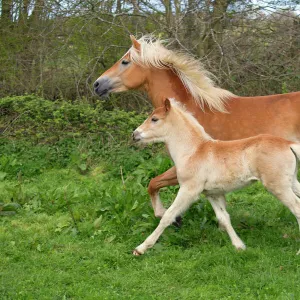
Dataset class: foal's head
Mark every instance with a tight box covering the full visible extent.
[133,98,212,144]
[94,36,148,97]
[133,99,173,144]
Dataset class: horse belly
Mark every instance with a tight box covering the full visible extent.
[203,165,258,194]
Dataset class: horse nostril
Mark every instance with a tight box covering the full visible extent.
[93,76,113,97]
[132,131,141,141]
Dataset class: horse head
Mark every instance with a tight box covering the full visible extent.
[94,36,148,98]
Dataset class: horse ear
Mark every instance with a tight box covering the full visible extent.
[164,98,171,113]
[130,35,141,51]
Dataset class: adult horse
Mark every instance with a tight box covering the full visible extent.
[94,35,300,219]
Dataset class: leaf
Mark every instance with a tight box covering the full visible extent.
[105,235,116,243]
[2,203,21,211]
[131,200,139,211]
[99,207,110,212]
[55,220,70,232]
[10,159,18,167]
[0,172,7,181]
[79,163,87,171]
[70,227,79,236]
[94,215,103,229]
[73,211,81,221]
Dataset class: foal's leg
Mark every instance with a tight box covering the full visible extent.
[133,186,199,256]
[148,166,178,218]
[271,188,300,232]
[207,195,246,250]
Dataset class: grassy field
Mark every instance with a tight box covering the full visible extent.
[1,96,300,299]
[1,141,300,299]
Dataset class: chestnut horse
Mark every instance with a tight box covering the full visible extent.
[131,98,300,255]
[94,35,300,220]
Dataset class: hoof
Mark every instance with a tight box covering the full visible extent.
[235,244,246,251]
[173,216,182,228]
[133,249,143,256]
[218,224,226,232]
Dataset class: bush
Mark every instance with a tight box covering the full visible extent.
[0,95,168,181]
[0,95,146,144]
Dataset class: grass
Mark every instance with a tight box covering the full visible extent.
[0,136,300,299]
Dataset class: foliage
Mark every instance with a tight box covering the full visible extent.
[0,139,171,238]
[0,95,146,142]
[0,1,299,106]
[0,2,299,293]
[0,94,300,298]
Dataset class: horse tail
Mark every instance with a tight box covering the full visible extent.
[290,144,300,162]
[290,144,300,181]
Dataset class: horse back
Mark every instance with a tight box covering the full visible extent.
[196,91,300,142]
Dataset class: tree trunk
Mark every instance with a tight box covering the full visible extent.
[116,0,122,13]
[19,0,30,23]
[201,0,230,56]
[1,0,12,23]
[30,0,45,22]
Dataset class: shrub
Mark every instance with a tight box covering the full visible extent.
[0,95,146,144]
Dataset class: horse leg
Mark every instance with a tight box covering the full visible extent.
[148,166,180,223]
[275,189,300,255]
[207,194,246,250]
[270,188,300,232]
[133,185,200,255]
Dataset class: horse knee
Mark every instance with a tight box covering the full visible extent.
[147,178,157,196]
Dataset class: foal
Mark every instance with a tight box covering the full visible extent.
[132,98,300,255]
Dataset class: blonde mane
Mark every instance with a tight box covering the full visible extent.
[130,35,235,112]
[168,98,213,140]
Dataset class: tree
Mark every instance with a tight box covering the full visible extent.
[0,0,299,105]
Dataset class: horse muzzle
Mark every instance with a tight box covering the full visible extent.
[93,76,114,98]
[132,130,142,142]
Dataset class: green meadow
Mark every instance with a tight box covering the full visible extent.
[1,96,299,299]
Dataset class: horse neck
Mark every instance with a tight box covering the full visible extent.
[145,68,203,111]
[165,108,211,166]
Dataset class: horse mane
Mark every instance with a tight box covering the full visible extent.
[168,98,213,140]
[130,35,235,112]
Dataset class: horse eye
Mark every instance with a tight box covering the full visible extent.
[121,60,130,65]
[151,117,158,122]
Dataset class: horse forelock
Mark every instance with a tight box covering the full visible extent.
[129,35,235,112]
